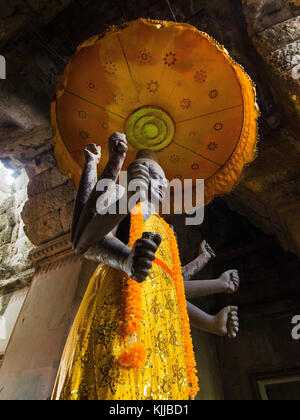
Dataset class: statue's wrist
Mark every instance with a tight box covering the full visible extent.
[201,253,213,263]
[198,254,208,264]
[119,252,132,277]
[85,155,99,165]
[108,151,126,163]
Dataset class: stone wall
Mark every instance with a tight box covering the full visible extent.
[0,127,76,246]
[198,199,300,400]
[0,0,73,49]
[0,254,86,400]
[242,0,300,131]
[225,0,300,259]
[22,156,75,246]
[0,288,28,357]
[0,167,32,280]
[0,162,34,359]
[0,132,76,364]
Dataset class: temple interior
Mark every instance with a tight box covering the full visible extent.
[0,0,299,400]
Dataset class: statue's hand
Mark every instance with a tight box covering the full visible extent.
[84,144,101,164]
[125,232,162,283]
[199,240,216,261]
[108,132,128,159]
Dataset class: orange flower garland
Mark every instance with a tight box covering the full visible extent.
[158,215,199,398]
[119,203,144,338]
[117,343,147,369]
[118,203,199,398]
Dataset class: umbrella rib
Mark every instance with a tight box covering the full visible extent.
[173,141,222,167]
[175,104,243,124]
[117,34,139,101]
[65,90,126,120]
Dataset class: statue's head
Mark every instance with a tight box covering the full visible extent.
[134,149,168,204]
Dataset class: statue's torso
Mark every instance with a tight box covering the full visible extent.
[52,213,189,400]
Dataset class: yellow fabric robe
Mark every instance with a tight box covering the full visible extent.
[52,213,194,400]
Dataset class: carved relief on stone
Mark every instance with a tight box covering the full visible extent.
[242,1,300,129]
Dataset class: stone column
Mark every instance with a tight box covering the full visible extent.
[0,233,95,400]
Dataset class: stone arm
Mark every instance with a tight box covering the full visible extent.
[184,270,240,298]
[75,160,150,254]
[181,240,216,281]
[71,134,162,284]
[186,301,219,335]
[71,144,101,243]
[84,231,162,284]
[73,133,129,252]
[184,280,225,298]
[187,301,239,339]
[183,241,239,297]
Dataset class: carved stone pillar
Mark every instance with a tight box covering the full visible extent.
[0,233,95,400]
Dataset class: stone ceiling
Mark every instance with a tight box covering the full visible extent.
[0,0,299,258]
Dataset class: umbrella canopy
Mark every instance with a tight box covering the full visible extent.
[52,18,259,205]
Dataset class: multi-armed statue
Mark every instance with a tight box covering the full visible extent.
[52,132,240,401]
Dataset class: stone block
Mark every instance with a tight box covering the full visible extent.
[27,167,69,198]
[0,214,8,233]
[21,181,75,224]
[0,226,13,247]
[253,16,300,53]
[0,197,14,215]
[243,8,300,130]
[24,0,72,19]
[242,0,299,35]
[59,200,75,233]
[23,209,66,245]
[25,150,57,178]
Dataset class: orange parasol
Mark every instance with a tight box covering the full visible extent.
[52,18,259,205]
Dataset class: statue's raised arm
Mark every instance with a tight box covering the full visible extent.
[72,133,162,284]
[72,132,128,250]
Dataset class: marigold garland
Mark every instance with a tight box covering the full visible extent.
[119,203,199,398]
[120,203,144,338]
[117,343,147,369]
[158,215,199,398]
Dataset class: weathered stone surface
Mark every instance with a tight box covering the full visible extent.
[242,2,300,131]
[0,125,76,245]
[252,17,300,93]
[0,257,85,400]
[23,209,66,245]
[0,288,29,357]
[253,16,300,52]
[0,85,49,129]
[24,150,58,178]
[22,181,75,224]
[27,167,68,198]
[0,167,34,285]
[22,169,75,246]
[226,125,300,258]
[0,126,52,161]
[0,0,72,47]
[24,0,72,17]
[241,0,300,35]
[60,200,75,233]
[215,0,300,258]
[0,230,14,249]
